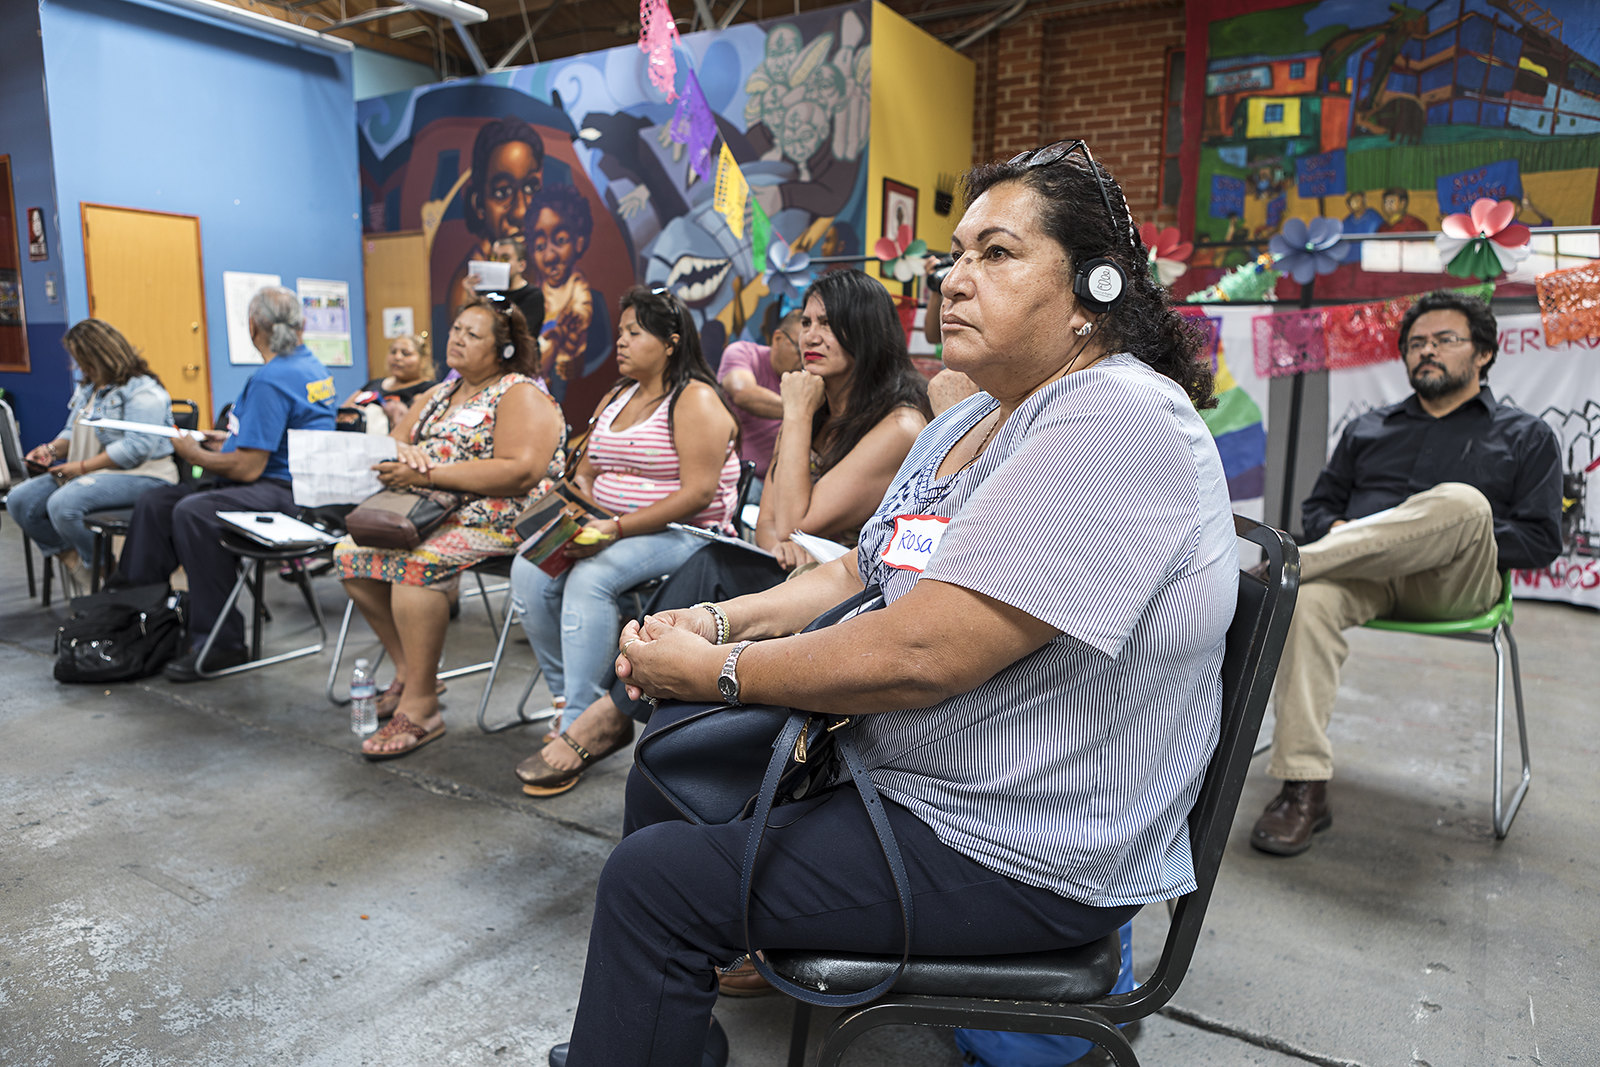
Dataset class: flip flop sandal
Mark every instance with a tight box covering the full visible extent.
[376,680,449,721]
[362,711,446,761]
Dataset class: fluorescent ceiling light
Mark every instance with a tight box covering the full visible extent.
[406,0,489,25]
[146,0,355,53]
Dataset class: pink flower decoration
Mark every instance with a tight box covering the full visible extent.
[1139,223,1193,287]
[1436,198,1531,280]
[1440,198,1530,249]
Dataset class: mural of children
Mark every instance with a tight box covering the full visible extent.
[1377,187,1428,232]
[530,184,595,390]
[1343,191,1384,234]
[447,117,546,315]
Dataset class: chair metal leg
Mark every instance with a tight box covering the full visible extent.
[195,558,330,680]
[475,592,549,733]
[42,554,54,607]
[1491,623,1531,838]
[439,573,511,682]
[91,529,106,594]
[23,533,37,598]
[325,598,388,707]
[785,1002,812,1067]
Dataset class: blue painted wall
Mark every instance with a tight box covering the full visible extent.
[0,1,72,447]
[34,0,369,424]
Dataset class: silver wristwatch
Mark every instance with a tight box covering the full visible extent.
[717,640,754,705]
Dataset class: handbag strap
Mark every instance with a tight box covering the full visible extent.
[740,712,914,1008]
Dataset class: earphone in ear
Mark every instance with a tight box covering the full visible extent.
[1072,257,1126,315]
[502,343,516,360]
[1074,321,1094,337]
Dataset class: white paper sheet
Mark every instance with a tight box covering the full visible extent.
[667,523,773,556]
[288,429,398,507]
[218,511,342,548]
[81,418,206,440]
[789,531,850,564]
[469,260,511,290]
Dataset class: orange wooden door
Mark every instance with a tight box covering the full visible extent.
[81,203,212,425]
[362,231,430,381]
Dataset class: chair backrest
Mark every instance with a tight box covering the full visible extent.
[1097,514,1299,1023]
[0,398,25,491]
[170,399,200,433]
[732,459,757,534]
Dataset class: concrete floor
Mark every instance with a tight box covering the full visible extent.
[2,522,1597,1066]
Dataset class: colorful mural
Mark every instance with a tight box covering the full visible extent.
[356,2,872,426]
[1185,0,1600,299]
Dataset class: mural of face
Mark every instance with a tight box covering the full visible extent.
[1382,191,1404,218]
[765,26,803,82]
[481,140,543,240]
[781,101,828,166]
[531,206,585,290]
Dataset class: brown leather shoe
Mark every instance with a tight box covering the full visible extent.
[1250,780,1331,856]
[717,957,775,998]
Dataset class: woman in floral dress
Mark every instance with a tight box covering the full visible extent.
[335,294,566,759]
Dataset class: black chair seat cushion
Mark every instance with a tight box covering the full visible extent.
[765,930,1122,1002]
[84,507,135,534]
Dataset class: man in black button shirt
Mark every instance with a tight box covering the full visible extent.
[1252,291,1562,856]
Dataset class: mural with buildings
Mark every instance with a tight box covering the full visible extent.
[1192,0,1600,290]
[356,2,871,426]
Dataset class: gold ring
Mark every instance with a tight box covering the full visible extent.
[623,638,639,650]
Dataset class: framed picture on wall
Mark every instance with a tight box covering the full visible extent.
[27,208,47,261]
[882,179,918,243]
[0,156,29,371]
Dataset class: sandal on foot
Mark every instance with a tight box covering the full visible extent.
[376,680,448,721]
[516,725,634,796]
[362,711,445,761]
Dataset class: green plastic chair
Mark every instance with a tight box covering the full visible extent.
[1363,570,1529,838]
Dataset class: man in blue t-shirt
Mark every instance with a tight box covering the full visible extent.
[117,286,336,681]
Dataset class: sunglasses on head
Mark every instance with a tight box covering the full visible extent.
[1006,139,1136,253]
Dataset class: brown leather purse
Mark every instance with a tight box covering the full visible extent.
[345,487,463,550]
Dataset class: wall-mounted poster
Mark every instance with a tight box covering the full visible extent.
[26,208,47,261]
[223,270,280,365]
[298,277,354,367]
[882,179,917,242]
[382,306,415,338]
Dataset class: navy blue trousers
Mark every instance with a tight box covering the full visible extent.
[561,765,1140,1067]
[117,479,296,651]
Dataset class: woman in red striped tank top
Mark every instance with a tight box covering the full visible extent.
[511,286,741,745]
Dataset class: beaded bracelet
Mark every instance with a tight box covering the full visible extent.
[694,601,729,644]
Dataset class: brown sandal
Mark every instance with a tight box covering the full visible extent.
[516,723,635,797]
[362,711,446,760]
[376,679,448,721]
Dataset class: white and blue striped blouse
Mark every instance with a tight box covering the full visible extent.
[853,352,1239,908]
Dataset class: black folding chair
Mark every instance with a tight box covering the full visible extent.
[85,399,201,593]
[766,514,1301,1067]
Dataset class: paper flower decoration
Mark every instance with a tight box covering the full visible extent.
[1186,253,1282,303]
[1139,223,1193,287]
[1268,217,1352,284]
[1437,198,1531,281]
[764,236,813,303]
[874,225,929,283]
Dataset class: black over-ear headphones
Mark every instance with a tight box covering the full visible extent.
[1010,140,1132,315]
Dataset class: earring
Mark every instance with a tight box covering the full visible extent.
[502,344,515,360]
[1074,322,1094,337]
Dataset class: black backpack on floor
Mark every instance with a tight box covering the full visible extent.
[54,584,186,683]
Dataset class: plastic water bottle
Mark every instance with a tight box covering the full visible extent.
[350,658,377,736]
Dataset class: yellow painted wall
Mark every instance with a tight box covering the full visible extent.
[868,2,975,288]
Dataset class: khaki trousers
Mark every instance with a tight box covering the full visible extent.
[1268,482,1502,782]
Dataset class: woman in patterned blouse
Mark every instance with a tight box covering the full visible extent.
[337,295,565,760]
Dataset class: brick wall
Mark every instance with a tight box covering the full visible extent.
[908,0,1184,227]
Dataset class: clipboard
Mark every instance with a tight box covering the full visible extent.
[217,511,342,549]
